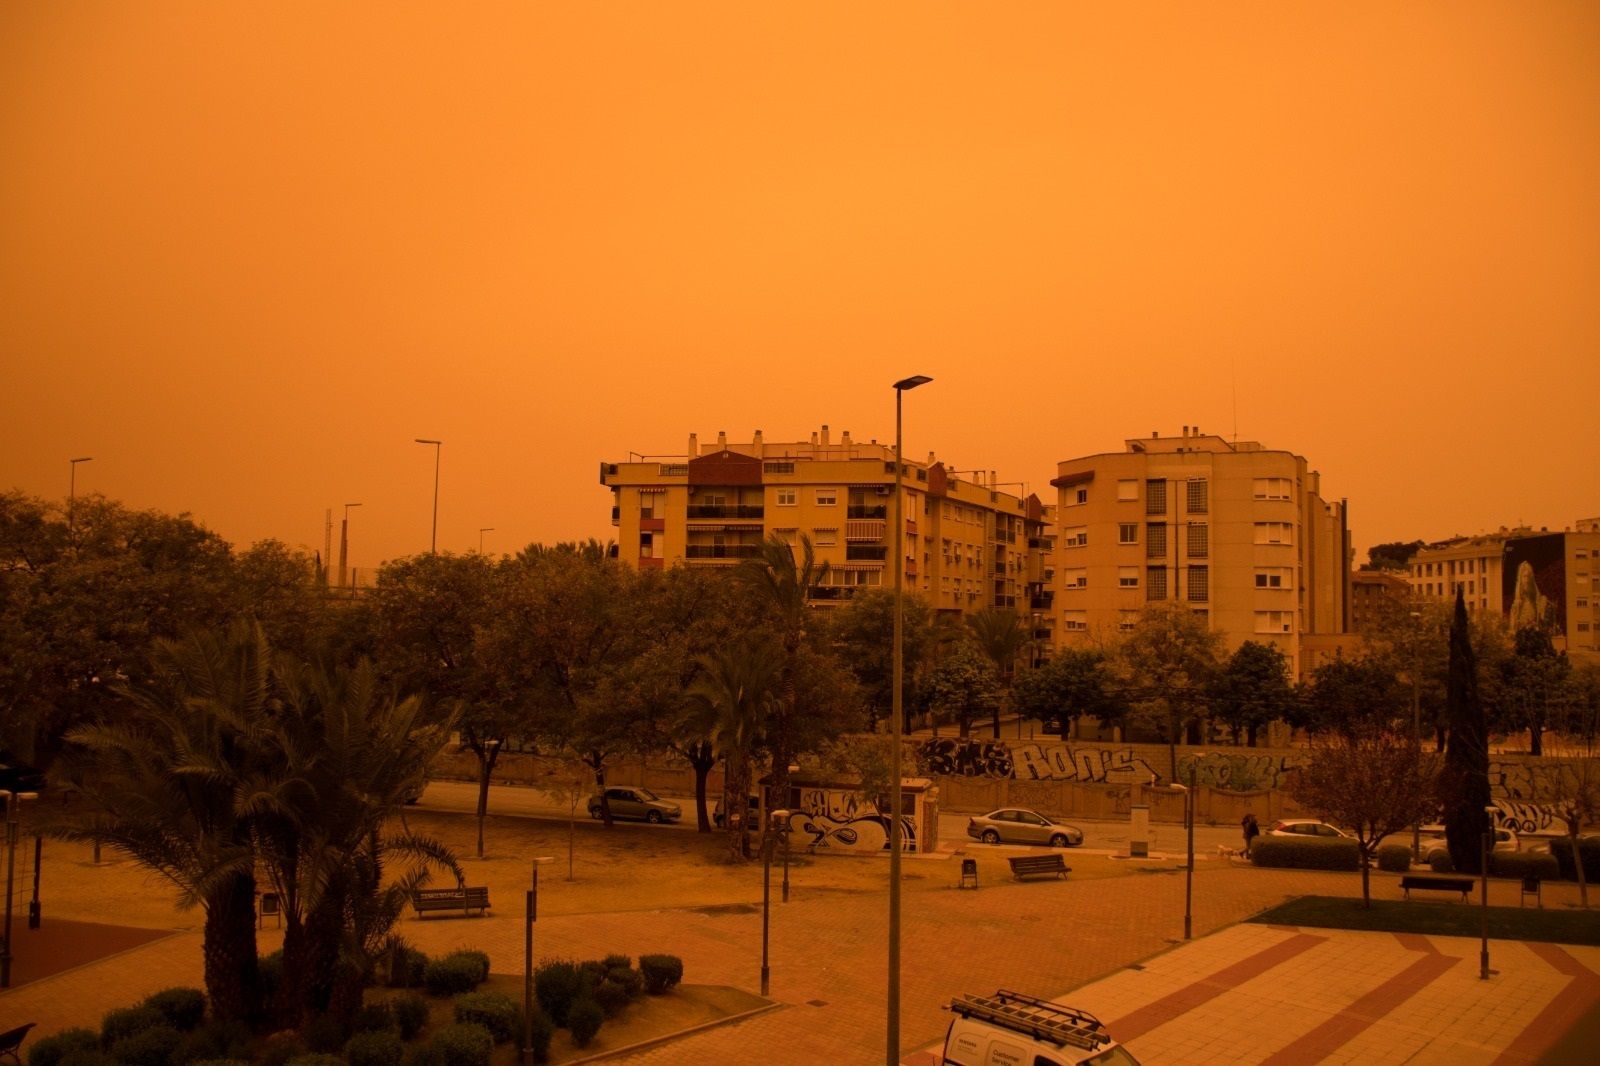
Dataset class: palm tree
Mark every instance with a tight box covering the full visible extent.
[689,640,781,860]
[738,534,827,814]
[964,608,1034,736]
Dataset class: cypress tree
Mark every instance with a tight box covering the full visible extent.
[1442,588,1491,873]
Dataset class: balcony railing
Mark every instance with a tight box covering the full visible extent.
[848,505,888,519]
[1030,594,1053,609]
[993,595,1017,609]
[684,545,761,559]
[846,546,888,561]
[687,505,764,520]
[808,586,858,601]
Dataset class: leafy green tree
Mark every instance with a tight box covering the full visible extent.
[1207,641,1294,746]
[688,638,782,860]
[823,589,934,731]
[1362,540,1426,571]
[1119,602,1223,778]
[964,608,1034,737]
[1547,664,1600,907]
[1441,590,1491,874]
[1492,627,1570,755]
[1299,657,1404,739]
[1012,648,1127,738]
[923,641,1002,739]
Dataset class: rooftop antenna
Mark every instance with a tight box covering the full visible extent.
[1231,355,1239,444]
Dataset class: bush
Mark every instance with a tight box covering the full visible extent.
[452,992,520,1043]
[171,1021,251,1066]
[258,951,284,1006]
[142,989,206,1033]
[1428,851,1454,873]
[534,960,587,1026]
[1546,837,1600,883]
[109,1027,182,1066]
[350,1004,398,1036]
[389,994,430,1041]
[638,955,684,995]
[1492,851,1561,882]
[447,951,491,985]
[601,954,631,971]
[343,1031,403,1066]
[187,1060,252,1066]
[567,1000,603,1049]
[254,1033,306,1066]
[593,980,629,1018]
[528,1012,555,1066]
[59,1054,116,1066]
[400,1046,439,1066]
[428,1025,492,1066]
[301,1016,346,1055]
[29,1029,100,1066]
[1248,837,1361,871]
[607,966,644,1000]
[424,955,484,997]
[283,1056,345,1066]
[390,949,430,989]
[101,1008,166,1049]
[1376,844,1412,873]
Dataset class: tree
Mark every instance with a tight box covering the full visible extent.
[824,589,934,731]
[1362,540,1426,571]
[1440,590,1491,874]
[1208,641,1295,746]
[688,639,781,860]
[1298,657,1404,739]
[1292,729,1440,906]
[923,641,1002,739]
[1119,602,1223,778]
[1493,627,1570,756]
[1544,664,1600,908]
[1012,648,1127,738]
[964,608,1034,737]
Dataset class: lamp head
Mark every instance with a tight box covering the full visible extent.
[415,438,441,445]
[893,375,933,391]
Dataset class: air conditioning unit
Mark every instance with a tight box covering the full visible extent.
[876,486,891,495]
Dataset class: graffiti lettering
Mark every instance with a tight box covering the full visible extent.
[1176,753,1297,791]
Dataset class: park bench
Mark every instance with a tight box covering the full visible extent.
[1398,875,1474,902]
[1008,854,1070,881]
[411,886,491,918]
[1,1023,35,1066]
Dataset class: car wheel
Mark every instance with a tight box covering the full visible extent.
[1049,834,1068,848]
[589,808,603,820]
[981,829,1000,845]
[646,810,663,824]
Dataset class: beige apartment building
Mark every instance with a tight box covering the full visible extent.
[1049,427,1351,677]
[600,427,1056,637]
[1408,518,1600,659]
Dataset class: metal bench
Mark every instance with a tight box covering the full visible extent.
[0,1023,35,1066]
[1008,854,1070,881]
[411,886,491,918]
[1398,875,1474,902]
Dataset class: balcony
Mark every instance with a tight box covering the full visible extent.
[610,505,619,524]
[641,517,665,532]
[1030,594,1054,610]
[684,545,762,559]
[993,595,1017,609]
[846,545,888,561]
[848,505,888,519]
[808,586,858,601]
[687,505,765,521]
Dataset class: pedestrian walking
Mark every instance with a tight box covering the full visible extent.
[1242,813,1260,857]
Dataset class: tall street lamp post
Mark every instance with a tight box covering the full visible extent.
[889,373,931,1064]
[479,527,494,554]
[1,790,38,989]
[68,457,92,538]
[521,855,554,1066]
[1171,765,1195,940]
[1480,804,1495,980]
[415,439,442,553]
[762,810,788,996]
[339,502,362,589]
[1410,610,1423,860]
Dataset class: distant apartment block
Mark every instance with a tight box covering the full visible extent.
[599,427,1056,636]
[1349,569,1412,634]
[1408,518,1600,658]
[1049,427,1351,677]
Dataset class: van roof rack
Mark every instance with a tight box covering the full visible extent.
[945,989,1110,1052]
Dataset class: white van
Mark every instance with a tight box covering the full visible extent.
[942,990,1140,1066]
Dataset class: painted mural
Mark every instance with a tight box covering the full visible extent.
[788,785,918,854]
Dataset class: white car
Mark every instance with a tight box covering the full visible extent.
[944,990,1140,1066]
[1268,819,1350,839]
[1416,827,1518,863]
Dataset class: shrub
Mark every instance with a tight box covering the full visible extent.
[100,1008,166,1049]
[59,1053,116,1066]
[344,1031,403,1066]
[424,955,484,997]
[29,1029,100,1066]
[301,1016,346,1055]
[1376,844,1412,873]
[1248,836,1361,871]
[400,1046,440,1066]
[283,1055,345,1066]
[142,989,206,1033]
[638,955,684,995]
[607,966,644,1000]
[428,1024,492,1066]
[601,954,631,971]
[109,1027,182,1066]
[567,1000,603,1049]
[171,1020,251,1066]
[389,994,430,1041]
[578,960,608,988]
[528,1012,555,1066]
[1546,837,1600,883]
[391,949,430,989]
[593,979,629,1018]
[187,1060,252,1066]
[446,951,490,985]
[254,1033,306,1066]
[1492,851,1561,882]
[452,992,519,1043]
[350,1004,397,1035]
[258,951,284,1005]
[534,960,587,1026]
[1428,851,1454,873]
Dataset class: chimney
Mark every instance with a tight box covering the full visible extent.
[717,430,727,450]
[821,424,831,446]
[688,432,698,457]
[753,429,764,451]
[841,429,852,447]
[811,431,819,446]
[1182,425,1189,438]
[927,451,936,465]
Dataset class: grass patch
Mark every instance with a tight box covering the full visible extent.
[1251,895,1600,946]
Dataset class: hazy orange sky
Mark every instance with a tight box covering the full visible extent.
[4,3,1597,569]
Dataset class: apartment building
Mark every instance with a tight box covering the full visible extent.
[1408,519,1600,659]
[599,427,1055,635]
[1049,427,1350,676]
[1349,569,1412,634]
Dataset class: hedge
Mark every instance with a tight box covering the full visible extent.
[567,1000,603,1049]
[1546,837,1600,883]
[1376,844,1412,873]
[428,1025,492,1066]
[142,989,206,1032]
[100,1009,166,1049]
[638,955,684,995]
[424,956,485,997]
[108,1027,182,1066]
[452,992,520,1043]
[389,994,430,1041]
[1249,836,1362,871]
[1491,851,1560,882]
[344,1031,403,1066]
[28,1029,100,1066]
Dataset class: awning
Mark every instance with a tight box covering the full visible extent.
[1051,469,1094,489]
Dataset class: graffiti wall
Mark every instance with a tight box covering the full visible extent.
[788,785,920,854]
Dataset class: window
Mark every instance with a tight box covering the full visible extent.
[1578,598,1589,608]
[763,461,794,474]
[812,527,837,546]
[1064,526,1087,547]
[815,489,837,506]
[1068,486,1088,506]
[1118,523,1138,545]
[1117,479,1139,502]
[1255,610,1294,634]
[1253,477,1292,501]
[1118,611,1138,632]
[1186,479,1208,514]
[1118,566,1140,588]
[1254,522,1292,545]
[1579,622,1591,633]
[772,527,798,543]
[1146,523,1167,559]
[1186,523,1209,558]
[1187,565,1209,603]
[1146,566,1167,600]
[776,489,797,506]
[1064,611,1088,631]
[1146,479,1167,516]
[1254,568,1291,589]
[1064,568,1087,589]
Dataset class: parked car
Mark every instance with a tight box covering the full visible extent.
[966,808,1084,848]
[713,793,762,828]
[944,989,1140,1065]
[1416,827,1519,863]
[1267,819,1350,840]
[587,787,682,824]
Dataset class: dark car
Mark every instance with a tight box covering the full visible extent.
[587,787,682,824]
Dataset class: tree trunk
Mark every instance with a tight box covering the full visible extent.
[1360,841,1372,908]
[1530,725,1543,757]
[1246,722,1259,748]
[591,758,612,827]
[728,756,751,862]
[689,743,714,832]
[202,872,261,1025]
[1572,826,1590,909]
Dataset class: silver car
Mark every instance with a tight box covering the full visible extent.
[967,808,1084,848]
[587,787,681,824]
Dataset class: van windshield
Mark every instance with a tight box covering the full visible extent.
[1083,1047,1141,1065]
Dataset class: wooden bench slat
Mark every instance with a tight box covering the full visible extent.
[411,886,491,917]
[1007,854,1070,881]
[1398,875,1474,901]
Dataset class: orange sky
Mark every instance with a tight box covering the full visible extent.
[3,2,1597,569]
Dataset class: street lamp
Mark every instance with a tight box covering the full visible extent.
[1410,609,1423,860]
[1,790,38,989]
[339,502,362,589]
[889,373,931,1064]
[1480,804,1495,980]
[479,527,495,554]
[1170,765,1195,940]
[68,457,93,539]
[414,439,442,553]
[522,855,555,1066]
